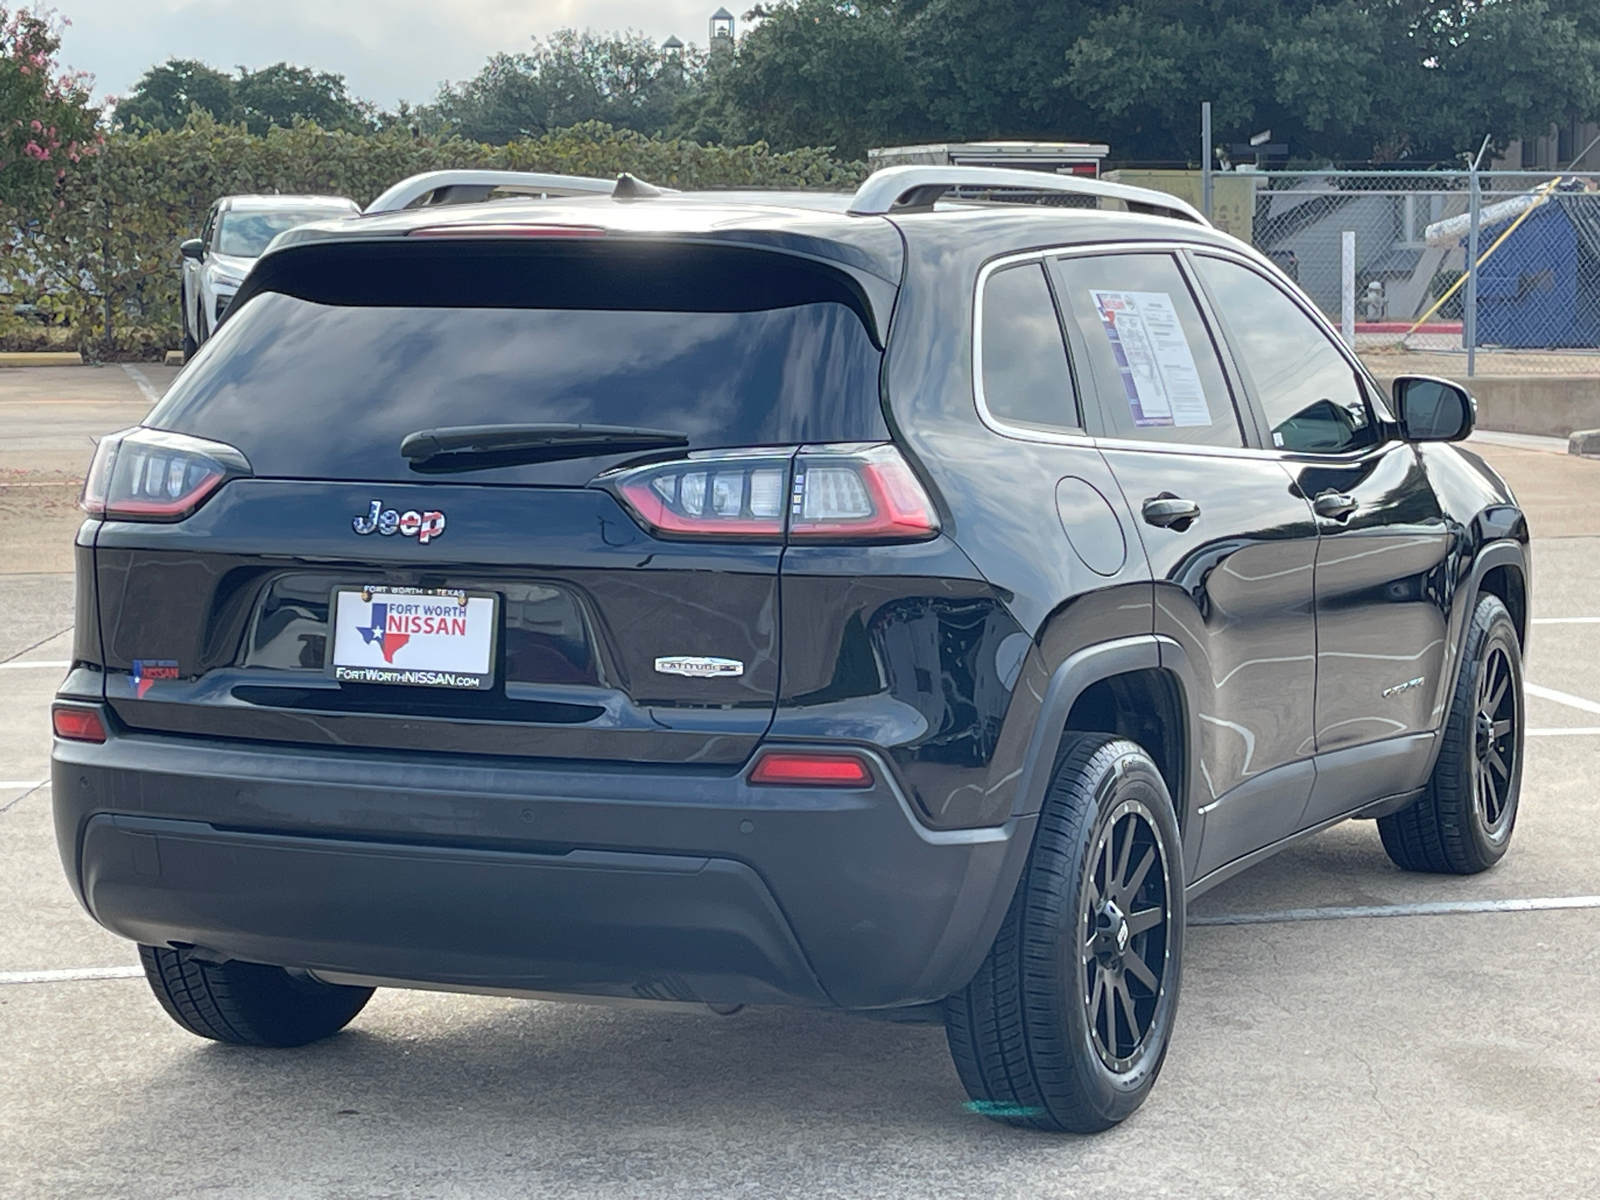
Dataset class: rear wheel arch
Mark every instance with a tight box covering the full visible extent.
[1476,560,1527,648]
[1433,540,1528,746]
[1011,637,1194,839]
[935,640,1195,1013]
[1400,537,1527,798]
[1063,668,1187,836]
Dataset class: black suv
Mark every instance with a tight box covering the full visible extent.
[52,166,1529,1133]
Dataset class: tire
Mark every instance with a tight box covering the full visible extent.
[139,945,373,1047]
[1378,593,1523,875]
[945,733,1184,1133]
[180,286,198,362]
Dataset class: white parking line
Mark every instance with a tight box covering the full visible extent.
[0,660,69,670]
[0,966,142,985]
[1525,682,1600,715]
[121,363,161,404]
[1193,894,1600,926]
[1532,617,1600,624]
[1529,727,1600,736]
[0,781,45,790]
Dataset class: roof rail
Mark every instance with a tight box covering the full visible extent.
[847,165,1210,226]
[365,169,618,215]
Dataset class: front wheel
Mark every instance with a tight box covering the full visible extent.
[1379,593,1523,874]
[945,734,1184,1133]
[140,945,373,1047]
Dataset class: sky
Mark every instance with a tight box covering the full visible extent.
[55,0,724,110]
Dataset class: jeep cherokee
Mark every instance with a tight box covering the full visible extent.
[52,165,1529,1132]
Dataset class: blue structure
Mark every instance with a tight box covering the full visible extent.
[1477,193,1600,349]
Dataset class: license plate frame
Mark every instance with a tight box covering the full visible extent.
[328,586,498,690]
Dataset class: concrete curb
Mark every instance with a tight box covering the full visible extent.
[1569,428,1600,457]
[0,351,184,368]
[1368,370,1600,440]
[0,351,82,367]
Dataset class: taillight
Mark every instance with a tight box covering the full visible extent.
[80,428,251,522]
[52,704,108,743]
[601,444,939,543]
[613,450,790,539]
[789,444,940,541]
[749,751,874,788]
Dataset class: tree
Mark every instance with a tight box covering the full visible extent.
[1063,0,1600,163]
[897,0,1095,143]
[0,7,99,218]
[702,2,926,158]
[113,59,373,136]
[234,63,373,134]
[1398,0,1600,160]
[692,0,1600,165]
[431,30,697,143]
[112,58,237,131]
[1063,1,1397,162]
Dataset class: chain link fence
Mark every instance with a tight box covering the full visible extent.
[1244,170,1600,377]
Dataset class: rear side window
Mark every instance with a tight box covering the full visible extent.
[978,262,1079,431]
[152,247,888,486]
[1192,255,1377,454]
[1049,252,1244,449]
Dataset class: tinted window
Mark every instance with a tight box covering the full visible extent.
[218,210,351,258]
[979,262,1079,430]
[152,292,887,486]
[1194,256,1377,454]
[1049,253,1243,448]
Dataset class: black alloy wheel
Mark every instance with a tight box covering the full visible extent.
[1473,642,1517,832]
[1083,800,1171,1073]
[946,733,1184,1133]
[1380,593,1523,874]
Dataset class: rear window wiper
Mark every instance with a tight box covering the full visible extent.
[400,423,688,472]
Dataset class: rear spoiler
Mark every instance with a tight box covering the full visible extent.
[226,236,897,348]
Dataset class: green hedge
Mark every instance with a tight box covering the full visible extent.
[1,116,866,358]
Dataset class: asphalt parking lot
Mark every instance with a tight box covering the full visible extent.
[2,365,1597,1198]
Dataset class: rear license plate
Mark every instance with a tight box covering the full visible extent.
[330,587,497,690]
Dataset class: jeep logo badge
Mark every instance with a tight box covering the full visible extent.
[353,500,446,545]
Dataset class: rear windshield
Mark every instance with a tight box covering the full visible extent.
[151,290,887,485]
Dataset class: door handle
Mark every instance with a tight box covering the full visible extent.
[1313,491,1359,520]
[1142,494,1201,529]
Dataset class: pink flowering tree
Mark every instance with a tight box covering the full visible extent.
[0,6,98,218]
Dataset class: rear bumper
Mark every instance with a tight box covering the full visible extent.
[52,731,1033,1010]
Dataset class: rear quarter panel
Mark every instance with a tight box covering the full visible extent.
[874,212,1171,825]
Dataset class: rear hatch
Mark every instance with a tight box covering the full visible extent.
[91,235,895,765]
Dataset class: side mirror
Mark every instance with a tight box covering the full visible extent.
[180,238,205,261]
[1394,375,1474,442]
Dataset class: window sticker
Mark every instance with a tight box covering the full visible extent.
[1089,290,1213,428]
